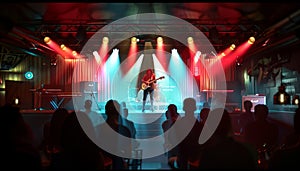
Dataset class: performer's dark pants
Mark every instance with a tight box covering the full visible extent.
[142,87,154,111]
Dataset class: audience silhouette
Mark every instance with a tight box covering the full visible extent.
[281,108,300,148]
[161,104,181,169]
[96,99,132,170]
[1,104,42,171]
[239,100,255,136]
[6,92,298,170]
[83,99,102,128]
[175,98,202,169]
[244,104,279,169]
[244,104,279,149]
[120,101,137,139]
[198,108,258,170]
[59,111,105,170]
[198,107,210,125]
[41,108,69,171]
[268,108,300,169]
[120,101,141,169]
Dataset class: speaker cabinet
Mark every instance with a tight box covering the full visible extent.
[242,95,266,112]
[80,81,99,111]
[80,81,98,93]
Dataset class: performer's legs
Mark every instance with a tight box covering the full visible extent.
[150,89,154,111]
[142,89,148,112]
[142,101,146,112]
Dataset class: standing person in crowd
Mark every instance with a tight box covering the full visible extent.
[83,99,102,128]
[1,104,42,171]
[59,111,105,170]
[281,108,300,148]
[268,108,300,169]
[120,101,136,139]
[41,108,69,171]
[162,104,181,169]
[244,104,279,150]
[239,100,255,135]
[244,104,279,169]
[198,108,258,170]
[96,99,132,170]
[175,98,202,169]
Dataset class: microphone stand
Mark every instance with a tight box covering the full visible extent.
[90,87,101,112]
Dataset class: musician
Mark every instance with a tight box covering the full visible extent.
[141,69,156,112]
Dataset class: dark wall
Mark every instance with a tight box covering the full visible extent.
[5,80,33,109]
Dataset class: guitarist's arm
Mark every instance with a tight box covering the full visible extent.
[150,74,157,89]
[152,74,156,83]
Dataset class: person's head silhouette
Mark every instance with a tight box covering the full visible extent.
[244,100,253,112]
[183,97,197,115]
[254,104,268,121]
[84,99,92,110]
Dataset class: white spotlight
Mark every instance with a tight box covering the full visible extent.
[93,51,101,64]
[171,48,178,54]
[113,48,119,53]
[194,51,201,63]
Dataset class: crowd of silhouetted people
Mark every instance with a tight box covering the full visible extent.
[1,97,299,170]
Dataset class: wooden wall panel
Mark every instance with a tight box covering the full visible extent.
[5,80,33,109]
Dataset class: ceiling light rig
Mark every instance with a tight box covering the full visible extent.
[230,44,236,50]
[248,36,256,44]
[131,37,138,44]
[75,25,87,42]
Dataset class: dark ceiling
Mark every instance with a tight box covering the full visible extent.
[0,3,300,67]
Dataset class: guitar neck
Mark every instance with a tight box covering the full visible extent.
[148,77,161,84]
[148,79,157,84]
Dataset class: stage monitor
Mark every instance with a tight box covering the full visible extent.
[242,95,266,112]
[80,81,98,93]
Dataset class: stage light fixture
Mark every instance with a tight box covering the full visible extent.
[248,37,255,44]
[14,98,19,105]
[102,37,109,44]
[187,37,194,44]
[131,37,137,44]
[157,37,163,44]
[60,44,66,51]
[230,44,236,50]
[72,51,81,58]
[292,95,299,105]
[273,85,290,105]
[273,67,291,105]
[24,71,33,80]
[44,37,51,44]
